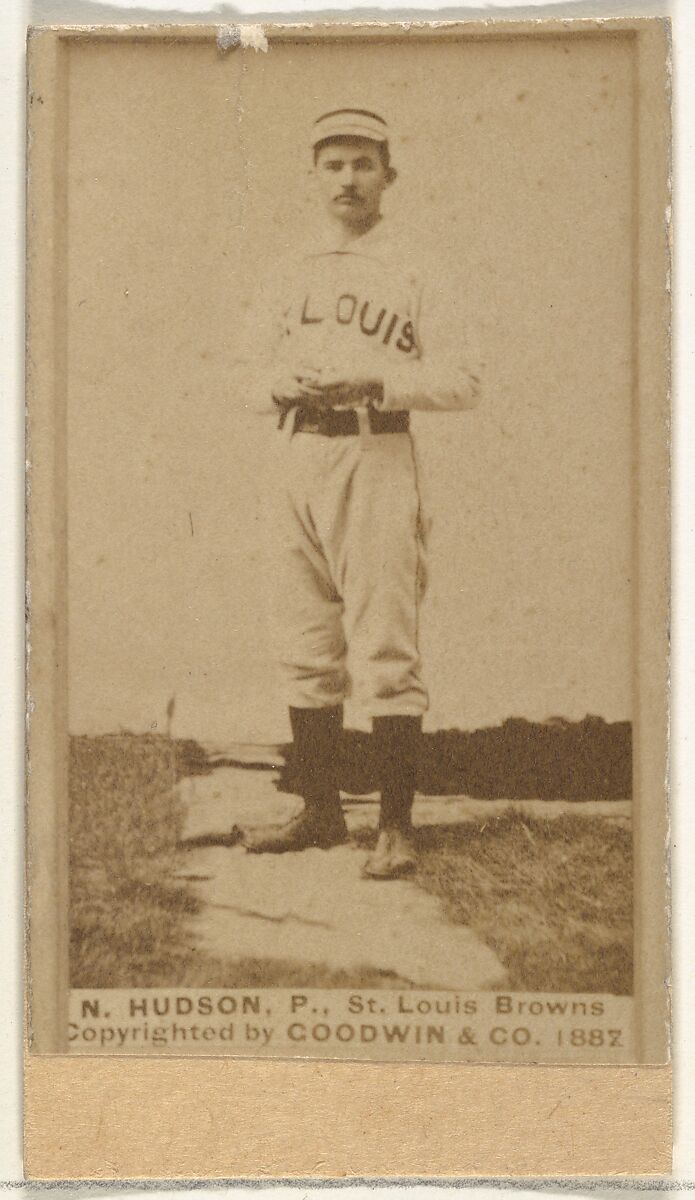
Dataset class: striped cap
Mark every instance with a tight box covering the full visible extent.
[311,108,388,148]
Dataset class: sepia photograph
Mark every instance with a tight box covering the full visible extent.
[26,20,669,1074]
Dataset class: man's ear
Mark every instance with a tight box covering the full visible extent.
[385,166,398,187]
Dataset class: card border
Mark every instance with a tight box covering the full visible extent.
[24,17,671,1177]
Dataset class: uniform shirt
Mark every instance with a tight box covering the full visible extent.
[242,218,482,414]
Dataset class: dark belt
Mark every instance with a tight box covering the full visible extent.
[290,406,410,437]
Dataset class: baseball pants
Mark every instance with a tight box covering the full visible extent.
[268,425,429,719]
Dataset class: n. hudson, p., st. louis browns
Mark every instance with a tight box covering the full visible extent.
[241,108,482,878]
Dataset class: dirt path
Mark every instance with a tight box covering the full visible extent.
[177,841,506,989]
[176,769,509,988]
[175,769,629,990]
[178,767,632,843]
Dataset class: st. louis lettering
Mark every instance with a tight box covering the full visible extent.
[359,302,386,336]
[382,312,399,346]
[300,296,322,325]
[337,294,357,324]
[300,292,416,353]
[396,320,415,353]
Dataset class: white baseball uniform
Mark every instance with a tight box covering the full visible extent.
[246,218,481,720]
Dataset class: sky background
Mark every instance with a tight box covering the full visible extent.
[64,29,635,743]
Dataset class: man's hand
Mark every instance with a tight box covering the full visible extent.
[271,371,317,409]
[271,368,338,412]
[271,367,385,411]
[299,367,385,408]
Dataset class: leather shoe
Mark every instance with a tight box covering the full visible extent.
[362,828,418,879]
[242,806,348,853]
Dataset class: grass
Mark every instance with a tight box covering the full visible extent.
[413,810,632,993]
[71,866,411,989]
[69,735,409,989]
[70,735,632,994]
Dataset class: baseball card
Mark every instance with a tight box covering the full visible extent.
[25,19,671,1177]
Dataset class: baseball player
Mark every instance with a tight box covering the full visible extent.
[241,108,481,878]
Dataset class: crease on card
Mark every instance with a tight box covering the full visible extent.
[217,24,268,53]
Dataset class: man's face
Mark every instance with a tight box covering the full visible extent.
[314,138,393,230]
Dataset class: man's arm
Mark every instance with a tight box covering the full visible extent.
[377,277,482,413]
[376,356,481,413]
[312,277,483,413]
